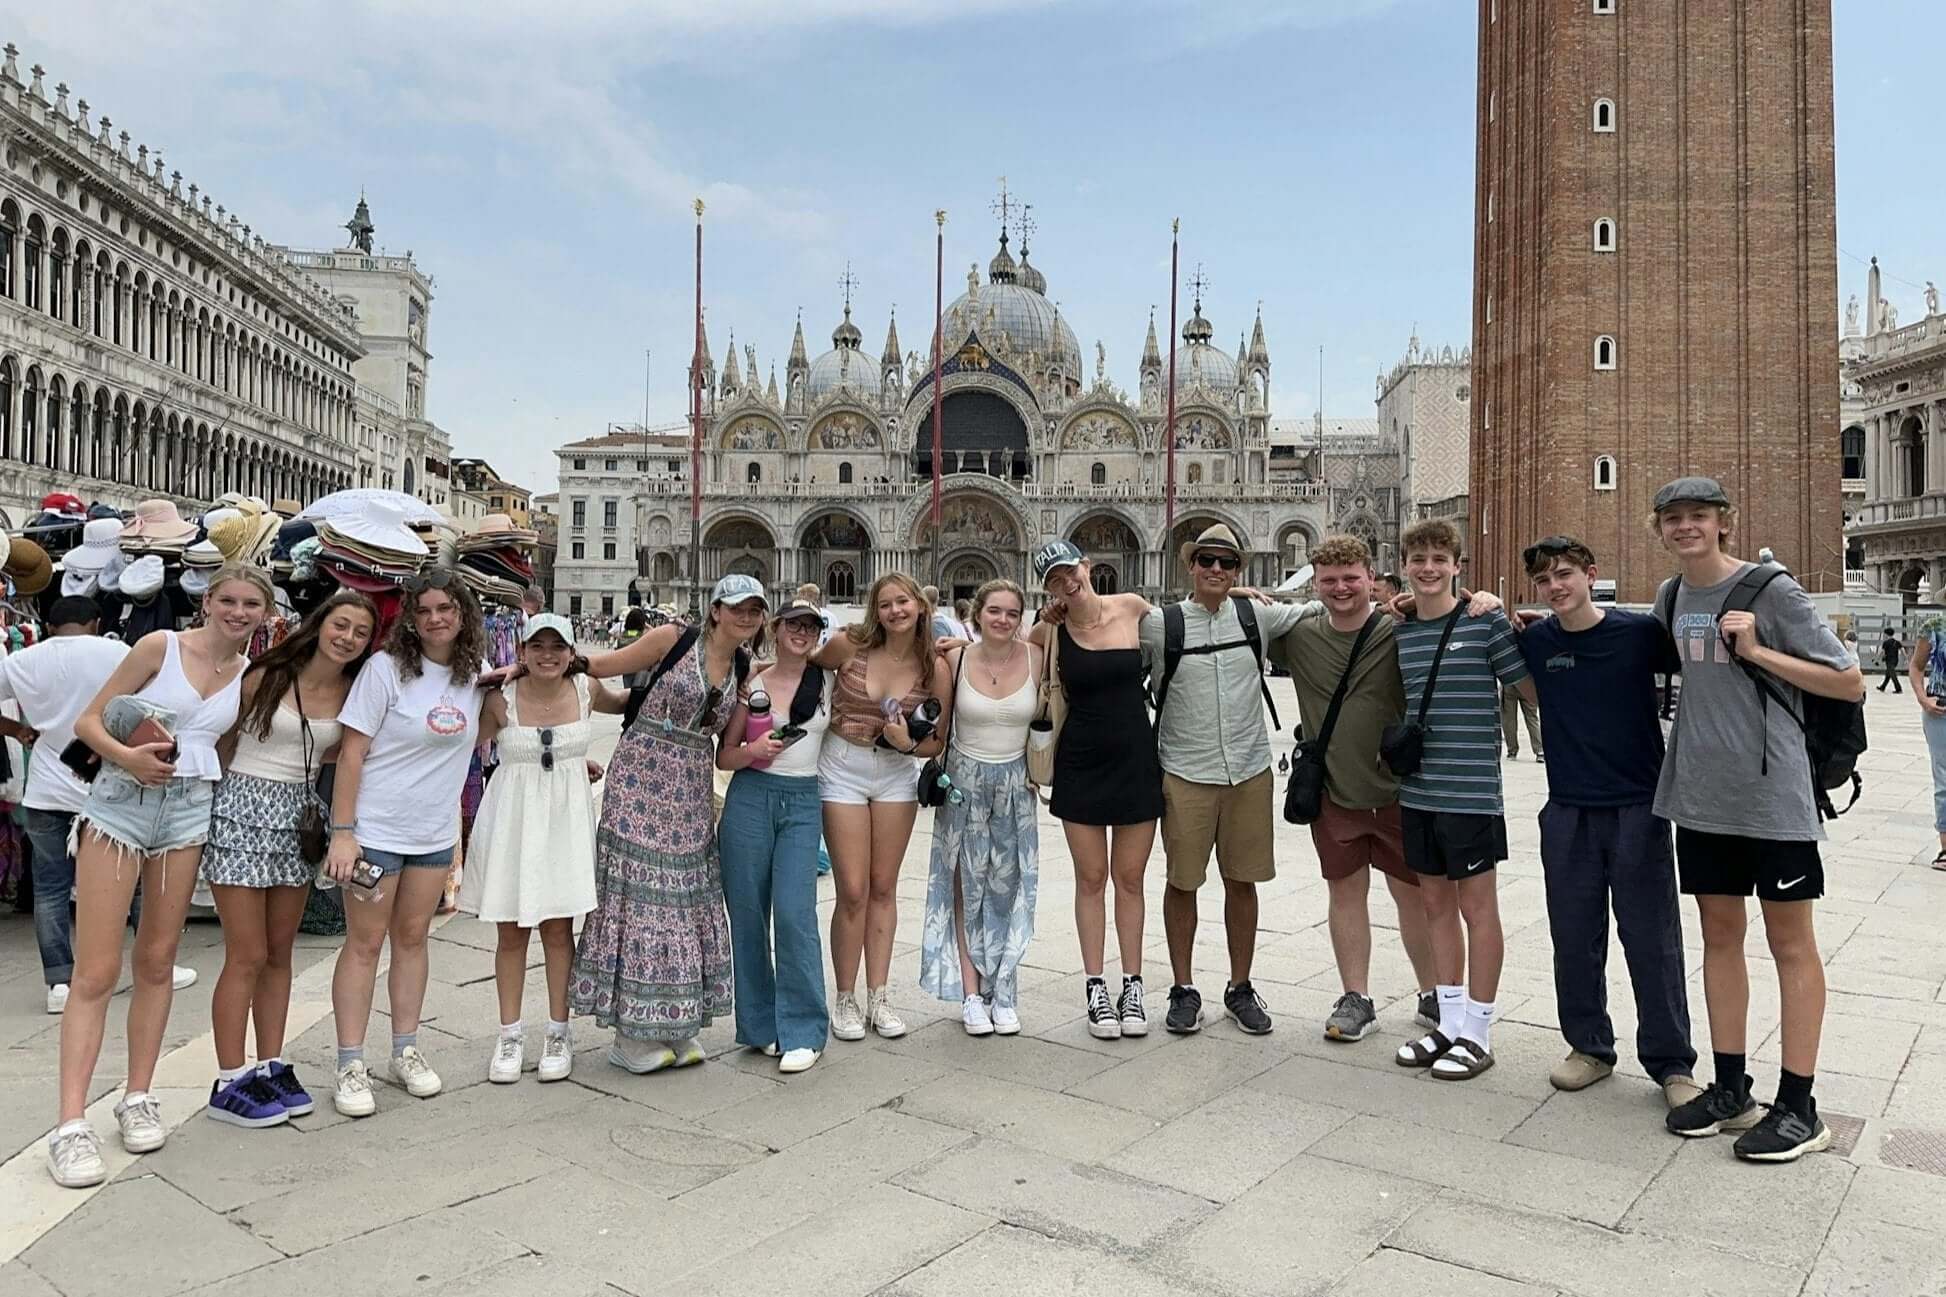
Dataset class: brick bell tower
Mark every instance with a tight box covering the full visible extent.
[1467,0,1841,602]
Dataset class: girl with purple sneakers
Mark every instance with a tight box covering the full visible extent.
[203,592,378,1129]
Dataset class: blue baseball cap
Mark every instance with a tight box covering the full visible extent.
[1032,539,1084,586]
[710,574,770,609]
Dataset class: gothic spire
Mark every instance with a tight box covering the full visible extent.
[1142,309,1162,371]
[882,309,901,366]
[788,312,808,370]
[1249,304,1269,364]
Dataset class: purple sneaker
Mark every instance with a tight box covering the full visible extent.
[261,1061,316,1117]
[206,1072,291,1129]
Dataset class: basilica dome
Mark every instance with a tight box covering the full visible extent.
[807,306,881,401]
[941,235,1083,379]
[1166,307,1238,392]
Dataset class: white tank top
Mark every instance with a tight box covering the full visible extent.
[761,672,832,778]
[952,670,1036,764]
[230,700,341,784]
[136,632,245,782]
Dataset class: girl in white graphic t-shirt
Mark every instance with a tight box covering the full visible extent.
[324,571,492,1119]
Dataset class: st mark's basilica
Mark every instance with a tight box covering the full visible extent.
[636,216,1334,607]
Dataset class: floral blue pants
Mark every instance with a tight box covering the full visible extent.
[918,752,1039,1008]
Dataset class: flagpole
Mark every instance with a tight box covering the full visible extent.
[931,208,946,588]
[1164,218,1180,592]
[688,198,704,617]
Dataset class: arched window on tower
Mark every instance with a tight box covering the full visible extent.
[839,461,853,485]
[1592,98,1616,132]
[1594,455,1617,491]
[1593,0,1616,12]
[1594,335,1617,370]
[1090,461,1106,486]
[1593,218,1617,252]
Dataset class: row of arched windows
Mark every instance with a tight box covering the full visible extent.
[0,198,356,445]
[0,355,351,504]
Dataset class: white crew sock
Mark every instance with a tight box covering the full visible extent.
[1462,996,1496,1049]
[545,1018,570,1040]
[217,1064,250,1084]
[498,1021,524,1040]
[1436,984,1465,1038]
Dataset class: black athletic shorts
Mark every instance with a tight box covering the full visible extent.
[1674,827,1824,902]
[1401,807,1508,881]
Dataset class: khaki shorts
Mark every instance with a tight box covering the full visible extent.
[1309,794,1416,886]
[1161,770,1276,890]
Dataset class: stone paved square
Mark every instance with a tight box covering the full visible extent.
[4,688,1945,1296]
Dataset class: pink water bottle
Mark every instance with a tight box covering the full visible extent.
[744,690,775,769]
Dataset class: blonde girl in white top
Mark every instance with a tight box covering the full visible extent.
[204,591,380,1130]
[918,580,1044,1036]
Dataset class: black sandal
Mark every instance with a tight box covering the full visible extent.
[1431,1037,1496,1081]
[1394,1030,1453,1068]
[1932,848,1946,872]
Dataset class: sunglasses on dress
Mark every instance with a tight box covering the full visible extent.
[539,727,555,772]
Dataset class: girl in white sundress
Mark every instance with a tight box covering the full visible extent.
[462,613,624,1084]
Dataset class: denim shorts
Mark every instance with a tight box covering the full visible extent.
[76,769,216,860]
[362,845,457,877]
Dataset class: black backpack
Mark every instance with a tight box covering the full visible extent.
[1152,595,1280,734]
[1656,565,1866,820]
[621,626,751,732]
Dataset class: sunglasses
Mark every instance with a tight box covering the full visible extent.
[1192,553,1241,571]
[539,727,555,772]
[1521,536,1590,570]
[404,568,458,595]
[699,687,724,732]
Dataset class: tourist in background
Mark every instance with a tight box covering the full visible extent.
[1879,626,1903,693]
[325,572,494,1118]
[1910,617,1946,868]
[813,573,950,1041]
[204,591,378,1130]
[565,575,759,1073]
[920,579,1043,1036]
[48,565,271,1187]
[1027,540,1162,1038]
[718,598,831,1072]
[0,596,195,1017]
[464,613,618,1084]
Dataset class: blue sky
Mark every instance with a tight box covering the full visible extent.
[23,0,1941,495]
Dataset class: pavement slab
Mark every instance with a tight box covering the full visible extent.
[19,1174,283,1297]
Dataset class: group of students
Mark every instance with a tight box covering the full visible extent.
[14,472,1861,1189]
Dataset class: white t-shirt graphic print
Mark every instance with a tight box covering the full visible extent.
[338,652,489,855]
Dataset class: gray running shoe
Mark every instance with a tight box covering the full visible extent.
[1324,991,1377,1042]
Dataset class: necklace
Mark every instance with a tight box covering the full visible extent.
[975,639,1019,688]
[1067,603,1102,632]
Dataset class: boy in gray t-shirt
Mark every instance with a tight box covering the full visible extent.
[1650,478,1862,1165]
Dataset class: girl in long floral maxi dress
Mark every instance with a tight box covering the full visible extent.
[561,576,765,1073]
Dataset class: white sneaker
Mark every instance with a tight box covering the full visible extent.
[779,1047,820,1074]
[670,1036,705,1067]
[607,1037,676,1074]
[489,1035,524,1084]
[114,1092,165,1154]
[538,1033,573,1082]
[868,988,908,1039]
[962,994,995,1036]
[389,1046,442,1098]
[47,1122,106,1188]
[334,1060,376,1117]
[46,983,69,1015]
[830,992,867,1041]
[990,1003,1021,1035]
[171,966,197,991]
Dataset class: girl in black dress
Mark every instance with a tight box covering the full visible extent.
[1027,541,1162,1039]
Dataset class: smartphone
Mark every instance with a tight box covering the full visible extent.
[60,738,103,783]
[772,726,807,750]
[127,716,179,763]
[350,858,385,890]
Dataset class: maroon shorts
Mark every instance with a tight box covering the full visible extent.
[1309,795,1416,886]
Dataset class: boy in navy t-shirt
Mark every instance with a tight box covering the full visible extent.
[1516,538,1698,1111]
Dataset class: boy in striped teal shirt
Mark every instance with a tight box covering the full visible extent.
[1391,520,1534,1082]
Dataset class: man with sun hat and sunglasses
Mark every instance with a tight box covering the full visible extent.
[1140,522,1323,1036]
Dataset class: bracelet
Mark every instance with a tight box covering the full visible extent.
[330,821,358,832]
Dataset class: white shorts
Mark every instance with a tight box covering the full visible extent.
[818,736,919,805]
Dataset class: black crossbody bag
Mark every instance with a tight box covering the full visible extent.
[1380,605,1463,778]
[1284,613,1380,825]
